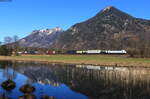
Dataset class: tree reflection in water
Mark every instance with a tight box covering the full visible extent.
[0,61,17,97]
[1,61,17,80]
[15,62,150,99]
[0,61,150,99]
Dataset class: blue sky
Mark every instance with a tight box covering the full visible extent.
[0,0,150,41]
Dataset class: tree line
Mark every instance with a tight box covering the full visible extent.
[0,35,19,56]
[0,33,150,58]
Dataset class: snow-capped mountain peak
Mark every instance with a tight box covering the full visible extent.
[18,27,64,48]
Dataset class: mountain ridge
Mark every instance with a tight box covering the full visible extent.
[18,27,64,48]
[14,6,150,50]
[50,6,150,50]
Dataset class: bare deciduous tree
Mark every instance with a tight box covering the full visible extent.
[4,36,12,44]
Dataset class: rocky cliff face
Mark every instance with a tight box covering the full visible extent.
[18,27,63,48]
[50,6,150,50]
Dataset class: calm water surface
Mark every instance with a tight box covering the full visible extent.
[0,61,150,99]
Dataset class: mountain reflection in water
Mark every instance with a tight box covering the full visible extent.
[0,61,150,99]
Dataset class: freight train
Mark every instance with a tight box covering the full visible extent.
[46,50,127,55]
[21,50,127,55]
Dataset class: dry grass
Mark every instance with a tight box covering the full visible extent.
[0,55,150,67]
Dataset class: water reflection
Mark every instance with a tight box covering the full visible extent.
[0,61,150,99]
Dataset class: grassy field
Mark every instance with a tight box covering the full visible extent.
[0,55,150,67]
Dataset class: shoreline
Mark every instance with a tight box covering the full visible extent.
[0,55,150,67]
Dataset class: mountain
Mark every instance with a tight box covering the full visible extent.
[18,27,63,48]
[50,6,150,50]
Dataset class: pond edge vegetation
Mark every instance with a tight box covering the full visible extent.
[0,55,150,67]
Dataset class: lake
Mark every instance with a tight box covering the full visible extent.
[0,61,150,99]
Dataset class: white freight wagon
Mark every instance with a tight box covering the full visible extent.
[76,50,87,54]
[106,50,127,54]
[86,50,101,54]
[76,51,83,54]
